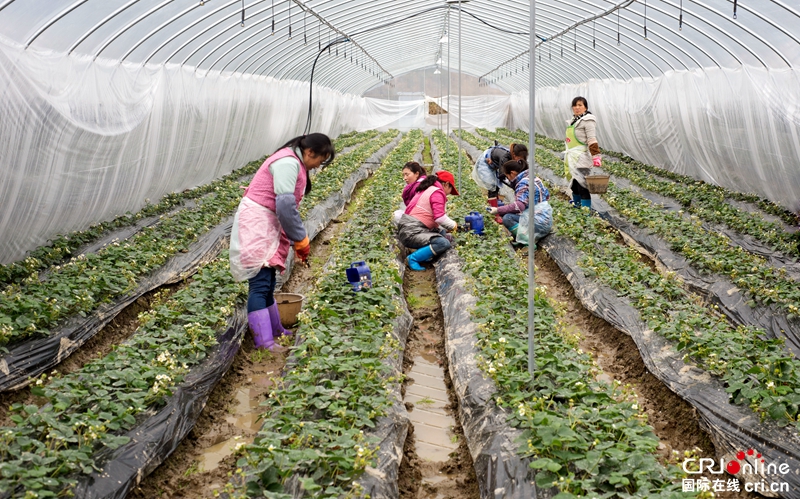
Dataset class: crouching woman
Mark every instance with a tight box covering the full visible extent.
[489,159,553,245]
[397,170,460,271]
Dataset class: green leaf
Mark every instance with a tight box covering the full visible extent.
[298,477,322,492]
[530,458,562,473]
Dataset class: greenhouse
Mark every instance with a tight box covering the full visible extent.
[1,0,800,498]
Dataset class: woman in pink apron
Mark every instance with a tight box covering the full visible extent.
[229,133,334,351]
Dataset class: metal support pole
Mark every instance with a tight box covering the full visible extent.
[457,0,462,191]
[446,6,451,159]
[527,0,537,379]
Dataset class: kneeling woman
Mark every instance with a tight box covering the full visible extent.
[397,170,460,270]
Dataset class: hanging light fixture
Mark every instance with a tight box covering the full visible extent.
[439,33,449,43]
[436,57,443,64]
[434,67,441,74]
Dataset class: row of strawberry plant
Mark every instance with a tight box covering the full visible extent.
[0,130,378,288]
[523,144,800,426]
[0,253,247,498]
[0,156,261,288]
[432,129,686,496]
[331,129,380,150]
[514,128,800,423]
[521,140,800,321]
[0,132,397,349]
[299,130,397,218]
[489,127,800,257]
[221,130,423,499]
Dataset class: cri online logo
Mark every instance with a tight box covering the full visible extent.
[728,449,760,475]
[682,448,791,476]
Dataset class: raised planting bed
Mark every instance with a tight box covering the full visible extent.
[464,129,800,366]
[0,130,380,288]
[0,131,399,393]
[539,197,800,494]
[490,127,800,261]
[216,131,424,499]
[514,130,800,427]
[525,141,800,367]
[0,254,248,498]
[430,129,686,498]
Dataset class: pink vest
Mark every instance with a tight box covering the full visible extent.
[244,148,307,211]
[407,186,440,229]
[243,148,308,271]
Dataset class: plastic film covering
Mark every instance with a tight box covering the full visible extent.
[0,219,231,393]
[534,157,800,360]
[539,233,800,495]
[601,173,800,280]
[0,38,417,263]
[434,250,534,499]
[275,132,403,291]
[510,66,800,209]
[588,184,800,358]
[69,306,247,499]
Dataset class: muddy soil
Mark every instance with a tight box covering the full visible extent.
[532,248,758,499]
[0,283,182,427]
[399,268,480,499]
[128,217,348,499]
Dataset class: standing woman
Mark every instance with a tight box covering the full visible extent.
[230,133,335,351]
[564,96,602,210]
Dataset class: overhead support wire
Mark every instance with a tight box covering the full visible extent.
[479,0,635,82]
[289,0,392,79]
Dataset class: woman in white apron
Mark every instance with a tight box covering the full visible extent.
[229,133,334,351]
[564,96,603,210]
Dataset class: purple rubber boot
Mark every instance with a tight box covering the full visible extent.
[247,308,287,353]
[267,302,291,337]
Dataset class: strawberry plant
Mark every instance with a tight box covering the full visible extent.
[0,131,396,350]
[432,129,686,497]
[0,253,247,497]
[225,131,424,499]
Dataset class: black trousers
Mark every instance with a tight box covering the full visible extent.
[571,179,591,200]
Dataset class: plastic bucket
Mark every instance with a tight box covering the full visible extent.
[274,293,304,327]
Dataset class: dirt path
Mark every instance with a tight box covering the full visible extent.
[532,247,758,499]
[128,218,348,499]
[399,268,480,499]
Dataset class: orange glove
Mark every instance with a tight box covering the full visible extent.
[294,236,310,263]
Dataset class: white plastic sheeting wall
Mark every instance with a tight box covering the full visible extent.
[510,66,800,210]
[0,37,421,263]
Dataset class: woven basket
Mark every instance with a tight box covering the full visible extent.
[585,174,610,194]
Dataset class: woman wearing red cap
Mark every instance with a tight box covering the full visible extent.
[396,170,460,270]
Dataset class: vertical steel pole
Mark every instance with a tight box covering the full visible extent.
[457,0,462,191]
[528,0,537,379]
[446,7,451,158]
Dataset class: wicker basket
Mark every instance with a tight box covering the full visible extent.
[585,174,610,194]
